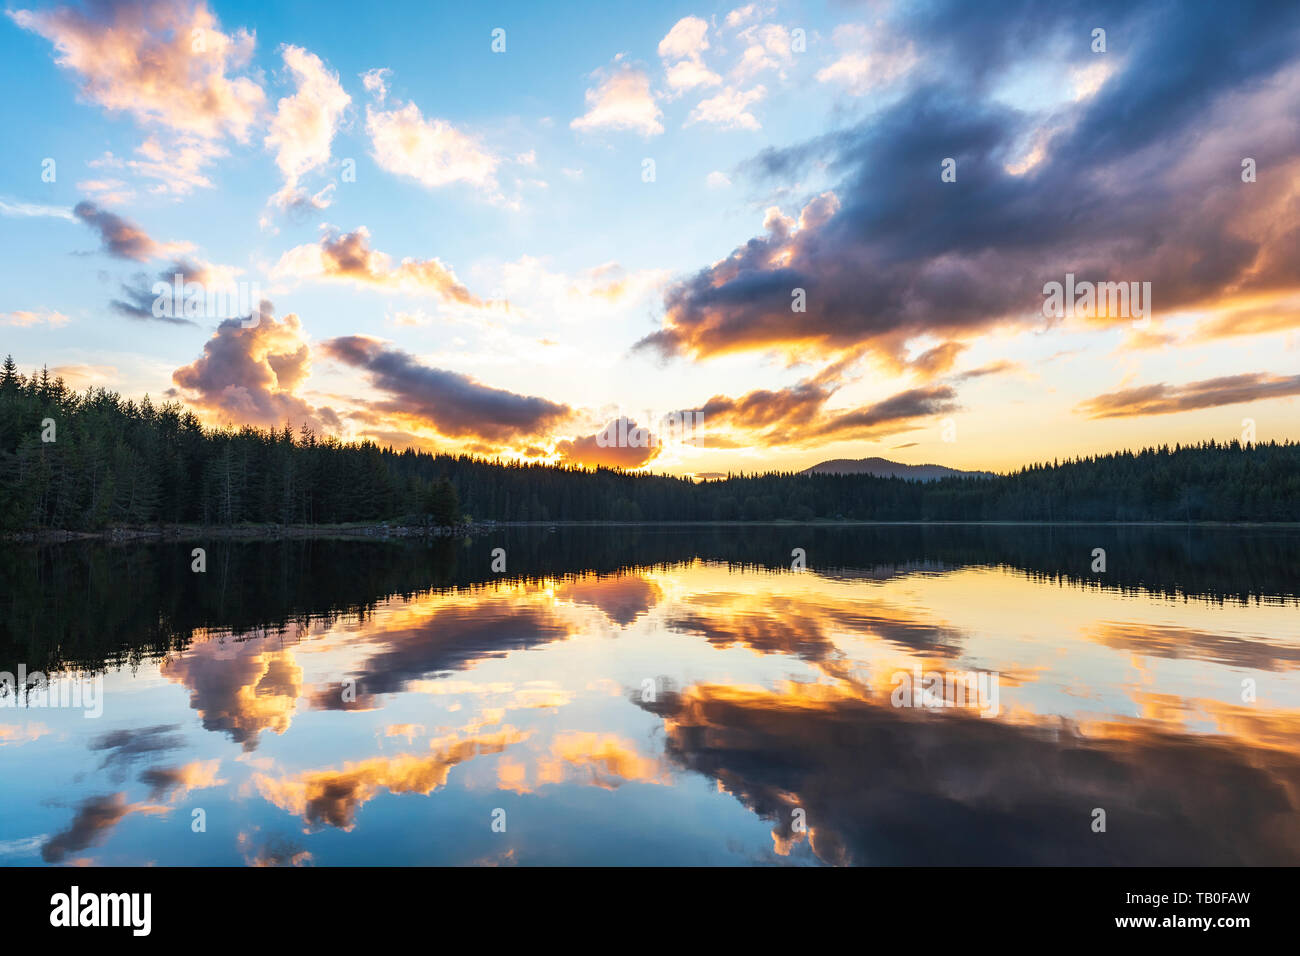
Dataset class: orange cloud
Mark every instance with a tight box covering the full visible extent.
[253,727,529,830]
[1077,372,1300,419]
[273,225,483,307]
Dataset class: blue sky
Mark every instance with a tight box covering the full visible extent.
[2,0,1298,474]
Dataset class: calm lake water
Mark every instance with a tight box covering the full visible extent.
[2,525,1298,866]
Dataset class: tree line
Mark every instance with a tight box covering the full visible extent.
[2,356,1298,531]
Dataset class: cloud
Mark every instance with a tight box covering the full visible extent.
[238,831,313,867]
[724,4,767,30]
[951,359,1022,382]
[321,336,573,442]
[272,225,482,307]
[659,16,710,61]
[685,85,766,130]
[660,16,720,93]
[815,23,917,95]
[360,67,391,101]
[73,200,187,261]
[642,1,1300,365]
[48,364,117,388]
[642,679,1300,865]
[909,342,967,379]
[1077,373,1300,419]
[675,367,958,447]
[172,304,341,432]
[10,0,262,139]
[138,759,223,802]
[665,59,723,93]
[571,57,663,137]
[76,177,133,205]
[41,792,165,864]
[496,256,668,324]
[89,723,184,774]
[556,418,662,470]
[265,45,350,208]
[1190,295,1300,341]
[3,309,69,328]
[0,197,73,220]
[252,728,529,830]
[366,98,499,193]
[11,0,265,194]
[110,257,248,326]
[731,23,793,82]
[160,637,303,750]
[532,732,670,791]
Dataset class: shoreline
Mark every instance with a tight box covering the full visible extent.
[7,517,1300,545]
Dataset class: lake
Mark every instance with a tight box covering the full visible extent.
[2,524,1298,866]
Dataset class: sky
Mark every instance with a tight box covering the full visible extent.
[0,0,1297,477]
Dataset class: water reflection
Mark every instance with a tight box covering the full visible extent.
[1,527,1297,865]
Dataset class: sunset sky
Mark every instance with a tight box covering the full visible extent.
[1,0,1297,476]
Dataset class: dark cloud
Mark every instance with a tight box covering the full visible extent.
[89,723,183,775]
[311,599,574,709]
[1078,372,1300,418]
[806,386,958,441]
[321,336,571,442]
[667,374,957,448]
[110,258,252,326]
[41,793,135,863]
[666,594,968,662]
[643,1,1300,363]
[73,200,164,261]
[643,681,1300,864]
[171,304,341,432]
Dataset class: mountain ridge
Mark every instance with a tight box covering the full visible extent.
[801,457,996,481]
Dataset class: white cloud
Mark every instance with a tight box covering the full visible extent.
[571,57,663,137]
[660,16,721,94]
[665,58,722,93]
[361,67,391,101]
[724,4,768,29]
[731,24,793,82]
[265,45,350,206]
[686,85,766,130]
[0,197,74,220]
[367,99,500,193]
[659,15,710,60]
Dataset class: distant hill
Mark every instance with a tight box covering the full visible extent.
[801,457,995,481]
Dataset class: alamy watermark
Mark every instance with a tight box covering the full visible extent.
[1042,273,1151,323]
[890,665,1000,718]
[152,274,262,327]
[0,665,103,718]
[594,407,706,451]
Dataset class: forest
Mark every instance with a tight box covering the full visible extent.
[2,357,1298,531]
